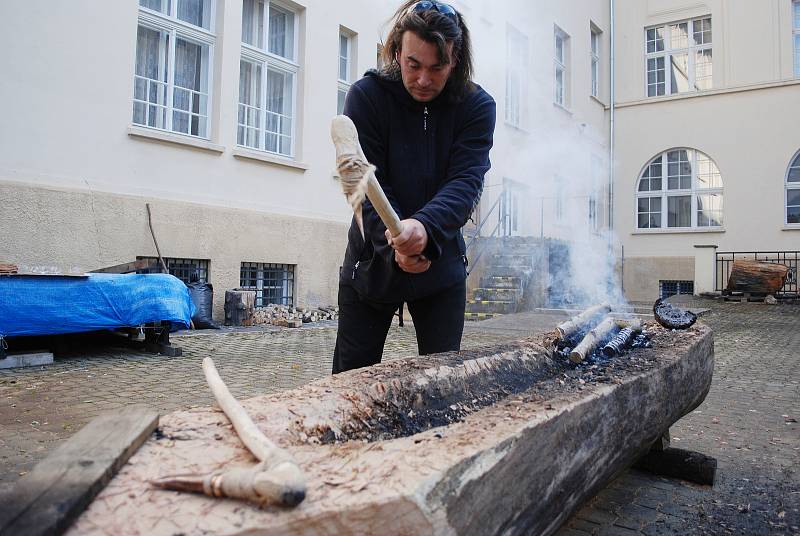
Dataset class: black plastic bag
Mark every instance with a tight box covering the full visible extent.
[187,280,220,329]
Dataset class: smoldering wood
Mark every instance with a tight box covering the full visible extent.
[72,324,714,536]
[152,358,306,507]
[726,260,789,294]
[603,322,642,357]
[633,447,717,486]
[0,406,158,536]
[570,316,618,363]
[331,115,404,238]
[556,303,611,339]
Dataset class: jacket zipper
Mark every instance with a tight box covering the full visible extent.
[423,106,428,131]
[352,260,360,280]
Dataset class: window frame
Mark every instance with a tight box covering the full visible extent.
[787,150,800,227]
[794,0,800,77]
[590,25,601,98]
[635,148,724,231]
[133,1,216,139]
[239,262,296,307]
[238,0,300,158]
[337,28,355,115]
[644,16,712,97]
[554,26,569,107]
[505,24,528,128]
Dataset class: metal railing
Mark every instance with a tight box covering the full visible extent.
[465,190,508,275]
[715,251,798,295]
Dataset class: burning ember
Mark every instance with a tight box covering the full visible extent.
[552,303,653,365]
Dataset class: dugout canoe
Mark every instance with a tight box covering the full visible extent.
[68,322,713,536]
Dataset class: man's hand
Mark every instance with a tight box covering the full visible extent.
[386,218,428,257]
[394,252,431,273]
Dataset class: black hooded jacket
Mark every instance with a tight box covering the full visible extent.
[340,70,496,303]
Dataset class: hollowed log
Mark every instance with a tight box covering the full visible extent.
[69,323,713,536]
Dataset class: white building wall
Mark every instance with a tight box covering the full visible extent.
[613,0,800,301]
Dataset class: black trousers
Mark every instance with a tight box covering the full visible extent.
[332,280,466,374]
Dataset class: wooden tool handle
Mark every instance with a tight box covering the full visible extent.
[366,173,404,237]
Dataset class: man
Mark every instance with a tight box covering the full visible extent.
[333,0,495,374]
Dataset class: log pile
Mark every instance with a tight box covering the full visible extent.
[70,323,714,536]
[0,262,18,274]
[252,305,339,327]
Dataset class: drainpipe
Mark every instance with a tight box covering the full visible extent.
[608,0,616,238]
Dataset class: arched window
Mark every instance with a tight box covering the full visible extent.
[787,151,800,226]
[636,148,723,230]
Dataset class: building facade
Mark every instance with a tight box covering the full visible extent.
[0,0,611,316]
[613,0,800,301]
[4,0,791,312]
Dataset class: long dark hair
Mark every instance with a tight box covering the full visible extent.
[380,0,474,99]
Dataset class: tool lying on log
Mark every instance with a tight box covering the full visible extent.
[653,298,697,330]
[331,115,403,240]
[151,358,307,507]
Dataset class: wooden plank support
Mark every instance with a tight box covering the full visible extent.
[633,446,717,486]
[89,259,159,274]
[0,406,159,536]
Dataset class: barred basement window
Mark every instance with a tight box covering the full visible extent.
[137,257,209,284]
[659,280,694,300]
[240,262,295,307]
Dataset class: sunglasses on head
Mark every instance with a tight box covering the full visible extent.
[409,1,459,24]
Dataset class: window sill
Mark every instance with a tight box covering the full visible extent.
[233,147,308,171]
[782,225,800,231]
[632,227,725,235]
[553,102,573,115]
[127,125,225,153]
[590,94,607,108]
[503,120,530,134]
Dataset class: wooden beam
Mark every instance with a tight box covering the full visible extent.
[89,259,159,274]
[0,406,158,536]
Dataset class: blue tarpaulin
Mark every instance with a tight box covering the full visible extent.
[0,273,195,337]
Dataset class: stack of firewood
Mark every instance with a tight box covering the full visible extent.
[0,262,18,274]
[252,304,339,327]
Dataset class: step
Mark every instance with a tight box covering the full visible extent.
[490,254,535,268]
[485,265,532,278]
[471,287,522,302]
[480,276,522,289]
[466,300,517,314]
[464,312,502,321]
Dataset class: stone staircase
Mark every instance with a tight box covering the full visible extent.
[465,252,534,321]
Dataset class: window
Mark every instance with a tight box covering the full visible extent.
[137,257,209,284]
[794,1,800,77]
[590,26,601,98]
[555,175,565,222]
[240,262,295,307]
[554,27,569,107]
[660,280,694,299]
[338,30,355,115]
[787,151,800,225]
[645,17,712,97]
[506,25,528,127]
[133,0,215,138]
[238,0,299,157]
[636,149,723,230]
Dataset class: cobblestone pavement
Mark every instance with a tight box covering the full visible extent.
[1,299,798,535]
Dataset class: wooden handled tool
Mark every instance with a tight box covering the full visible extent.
[331,115,404,238]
